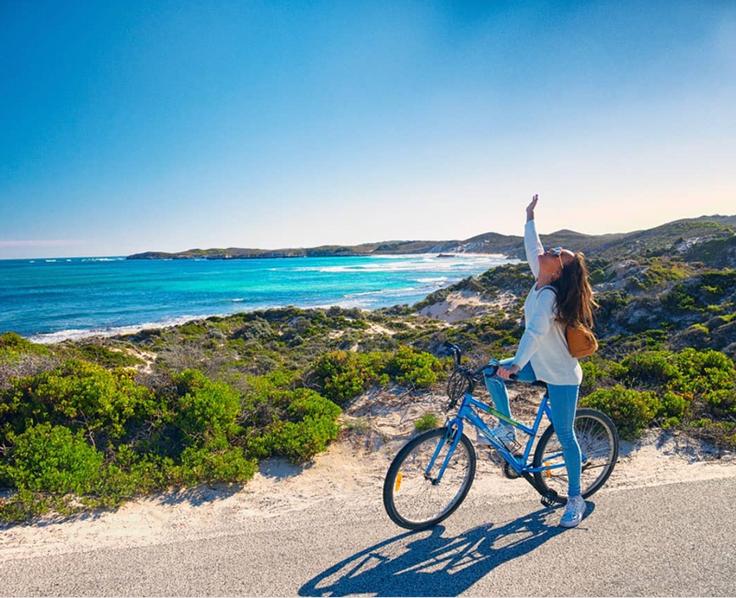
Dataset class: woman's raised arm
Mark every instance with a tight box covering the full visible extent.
[524,194,544,279]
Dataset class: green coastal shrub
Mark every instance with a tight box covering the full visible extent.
[658,391,689,421]
[249,388,341,463]
[311,346,441,404]
[178,321,208,338]
[669,348,735,396]
[174,369,241,443]
[71,343,143,368]
[1,423,104,495]
[0,332,49,362]
[257,416,340,463]
[167,370,259,482]
[94,447,172,501]
[662,285,697,312]
[0,360,154,446]
[703,389,736,418]
[239,371,296,430]
[581,385,660,439]
[580,357,627,394]
[386,346,442,388]
[581,348,735,438]
[414,413,439,432]
[175,441,257,485]
[621,351,680,387]
[619,348,735,397]
[0,352,348,522]
[311,350,380,404]
[286,388,342,421]
[628,259,689,291]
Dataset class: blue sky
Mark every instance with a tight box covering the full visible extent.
[1,1,735,258]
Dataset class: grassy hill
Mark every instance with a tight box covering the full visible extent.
[128,214,735,260]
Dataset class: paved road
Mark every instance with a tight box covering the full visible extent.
[1,477,735,596]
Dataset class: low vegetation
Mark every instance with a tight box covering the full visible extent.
[0,353,347,521]
[414,413,440,432]
[2,217,736,522]
[0,328,444,522]
[580,349,736,439]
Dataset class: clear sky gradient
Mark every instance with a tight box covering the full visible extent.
[1,1,735,258]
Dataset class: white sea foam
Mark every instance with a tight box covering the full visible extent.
[29,315,210,344]
[343,287,419,299]
[309,298,373,310]
[293,255,507,274]
[274,253,507,274]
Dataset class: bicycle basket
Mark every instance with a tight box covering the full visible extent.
[446,369,470,408]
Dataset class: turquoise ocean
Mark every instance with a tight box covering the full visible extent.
[0,254,512,342]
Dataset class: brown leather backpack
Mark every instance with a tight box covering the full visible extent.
[541,286,598,358]
[565,322,599,358]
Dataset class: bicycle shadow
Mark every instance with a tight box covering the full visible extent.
[299,503,595,596]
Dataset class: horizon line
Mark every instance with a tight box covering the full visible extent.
[1,212,733,260]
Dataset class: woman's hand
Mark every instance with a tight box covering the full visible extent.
[497,364,520,380]
[526,194,538,221]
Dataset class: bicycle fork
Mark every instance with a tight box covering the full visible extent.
[423,420,464,484]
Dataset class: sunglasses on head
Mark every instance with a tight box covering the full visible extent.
[548,246,563,256]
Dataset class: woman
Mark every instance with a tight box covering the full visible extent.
[481,194,597,528]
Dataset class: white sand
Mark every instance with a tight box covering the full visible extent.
[418,290,515,323]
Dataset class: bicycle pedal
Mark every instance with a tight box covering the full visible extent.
[540,495,556,508]
[540,490,563,508]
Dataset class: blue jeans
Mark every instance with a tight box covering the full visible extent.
[485,358,583,497]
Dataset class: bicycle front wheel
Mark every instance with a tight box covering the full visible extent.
[383,427,476,530]
[533,408,619,501]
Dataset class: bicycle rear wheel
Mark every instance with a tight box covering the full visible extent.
[533,408,619,501]
[383,427,476,530]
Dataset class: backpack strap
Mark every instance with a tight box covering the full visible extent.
[538,285,560,319]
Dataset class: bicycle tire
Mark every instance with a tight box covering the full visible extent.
[383,427,477,530]
[533,408,619,501]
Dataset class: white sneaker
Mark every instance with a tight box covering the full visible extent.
[476,423,516,447]
[559,495,586,528]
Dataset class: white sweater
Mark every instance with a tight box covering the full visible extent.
[511,220,583,386]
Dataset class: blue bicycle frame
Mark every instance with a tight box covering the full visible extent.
[424,383,567,484]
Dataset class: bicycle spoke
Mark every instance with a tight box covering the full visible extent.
[391,433,473,525]
[534,411,618,499]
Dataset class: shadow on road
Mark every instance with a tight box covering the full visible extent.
[299,503,595,596]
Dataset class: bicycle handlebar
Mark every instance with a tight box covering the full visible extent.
[441,342,518,382]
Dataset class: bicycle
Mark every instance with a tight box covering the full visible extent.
[383,342,619,530]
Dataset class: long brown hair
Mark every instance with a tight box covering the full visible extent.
[551,252,598,328]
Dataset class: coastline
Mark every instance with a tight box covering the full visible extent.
[28,314,210,344]
[27,299,379,345]
[13,252,513,344]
